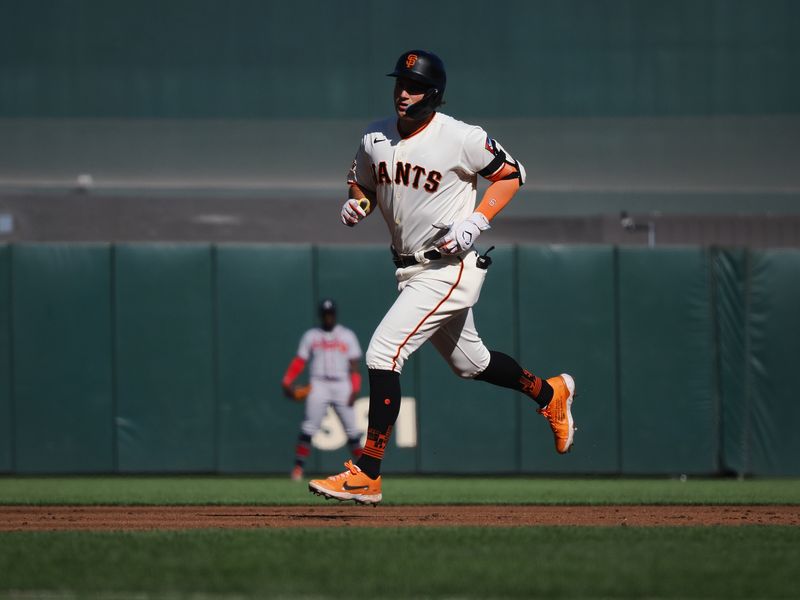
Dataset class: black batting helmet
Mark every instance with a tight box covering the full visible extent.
[387,49,446,119]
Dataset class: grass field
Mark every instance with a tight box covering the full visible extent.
[2,475,800,505]
[1,476,799,599]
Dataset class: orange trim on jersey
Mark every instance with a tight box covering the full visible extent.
[398,112,435,140]
[475,178,521,221]
[484,162,518,182]
[390,258,464,371]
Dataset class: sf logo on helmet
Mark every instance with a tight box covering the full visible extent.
[405,54,418,68]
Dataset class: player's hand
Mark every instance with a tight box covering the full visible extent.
[433,212,491,254]
[284,384,311,402]
[341,198,367,227]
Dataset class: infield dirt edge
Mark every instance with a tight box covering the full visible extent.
[1,504,799,531]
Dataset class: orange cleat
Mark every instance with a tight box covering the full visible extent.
[290,465,304,482]
[538,373,576,454]
[308,460,382,505]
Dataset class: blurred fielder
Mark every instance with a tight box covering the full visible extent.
[282,299,363,481]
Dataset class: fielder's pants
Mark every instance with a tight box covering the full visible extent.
[301,378,359,438]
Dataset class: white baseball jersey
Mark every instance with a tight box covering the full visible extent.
[347,112,525,255]
[349,112,525,375]
[297,325,362,381]
[296,324,362,438]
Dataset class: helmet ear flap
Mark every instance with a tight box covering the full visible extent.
[405,87,442,120]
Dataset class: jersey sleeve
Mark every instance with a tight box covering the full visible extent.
[346,134,376,192]
[461,126,526,184]
[296,331,312,360]
[346,330,362,360]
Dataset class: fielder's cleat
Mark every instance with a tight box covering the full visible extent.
[308,460,382,505]
[538,373,576,454]
[290,465,304,482]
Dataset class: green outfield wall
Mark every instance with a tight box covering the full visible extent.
[0,243,798,476]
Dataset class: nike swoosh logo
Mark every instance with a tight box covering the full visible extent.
[342,482,370,491]
[373,137,387,144]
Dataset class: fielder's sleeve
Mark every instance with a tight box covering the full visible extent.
[461,127,526,184]
[296,330,313,361]
[346,134,376,192]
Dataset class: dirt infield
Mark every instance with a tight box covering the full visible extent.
[1,505,798,531]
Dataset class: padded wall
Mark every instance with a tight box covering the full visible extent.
[11,244,113,472]
[215,245,314,472]
[0,243,797,475]
[618,248,716,474]
[713,248,748,473]
[518,246,619,473]
[0,246,11,471]
[417,246,519,473]
[745,250,800,475]
[114,245,215,472]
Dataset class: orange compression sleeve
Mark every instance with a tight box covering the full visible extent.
[475,177,521,222]
[282,357,306,387]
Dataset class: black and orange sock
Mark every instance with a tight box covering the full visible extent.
[474,350,554,408]
[357,368,401,479]
[294,432,312,468]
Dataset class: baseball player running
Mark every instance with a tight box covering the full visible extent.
[282,299,363,481]
[309,50,575,504]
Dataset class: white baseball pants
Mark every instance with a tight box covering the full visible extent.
[365,251,491,376]
[301,379,359,438]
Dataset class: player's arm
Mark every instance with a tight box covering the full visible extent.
[281,355,307,398]
[282,331,311,398]
[475,162,524,222]
[434,133,526,255]
[348,183,376,215]
[348,359,362,406]
[342,137,377,226]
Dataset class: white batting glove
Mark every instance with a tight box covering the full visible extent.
[341,198,367,227]
[433,212,491,254]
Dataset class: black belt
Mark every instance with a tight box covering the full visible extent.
[392,248,442,268]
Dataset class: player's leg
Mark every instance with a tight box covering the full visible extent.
[358,259,480,478]
[430,307,551,403]
[293,384,328,480]
[330,381,364,461]
[476,353,576,453]
[309,258,478,500]
[291,434,312,481]
[306,380,382,505]
[431,308,577,454]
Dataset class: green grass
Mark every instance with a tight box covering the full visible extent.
[1,476,799,505]
[2,477,799,599]
[1,527,799,599]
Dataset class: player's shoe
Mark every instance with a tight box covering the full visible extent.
[537,373,576,454]
[290,465,304,482]
[308,460,382,505]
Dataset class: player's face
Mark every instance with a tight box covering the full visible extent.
[394,77,428,118]
[321,312,336,330]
